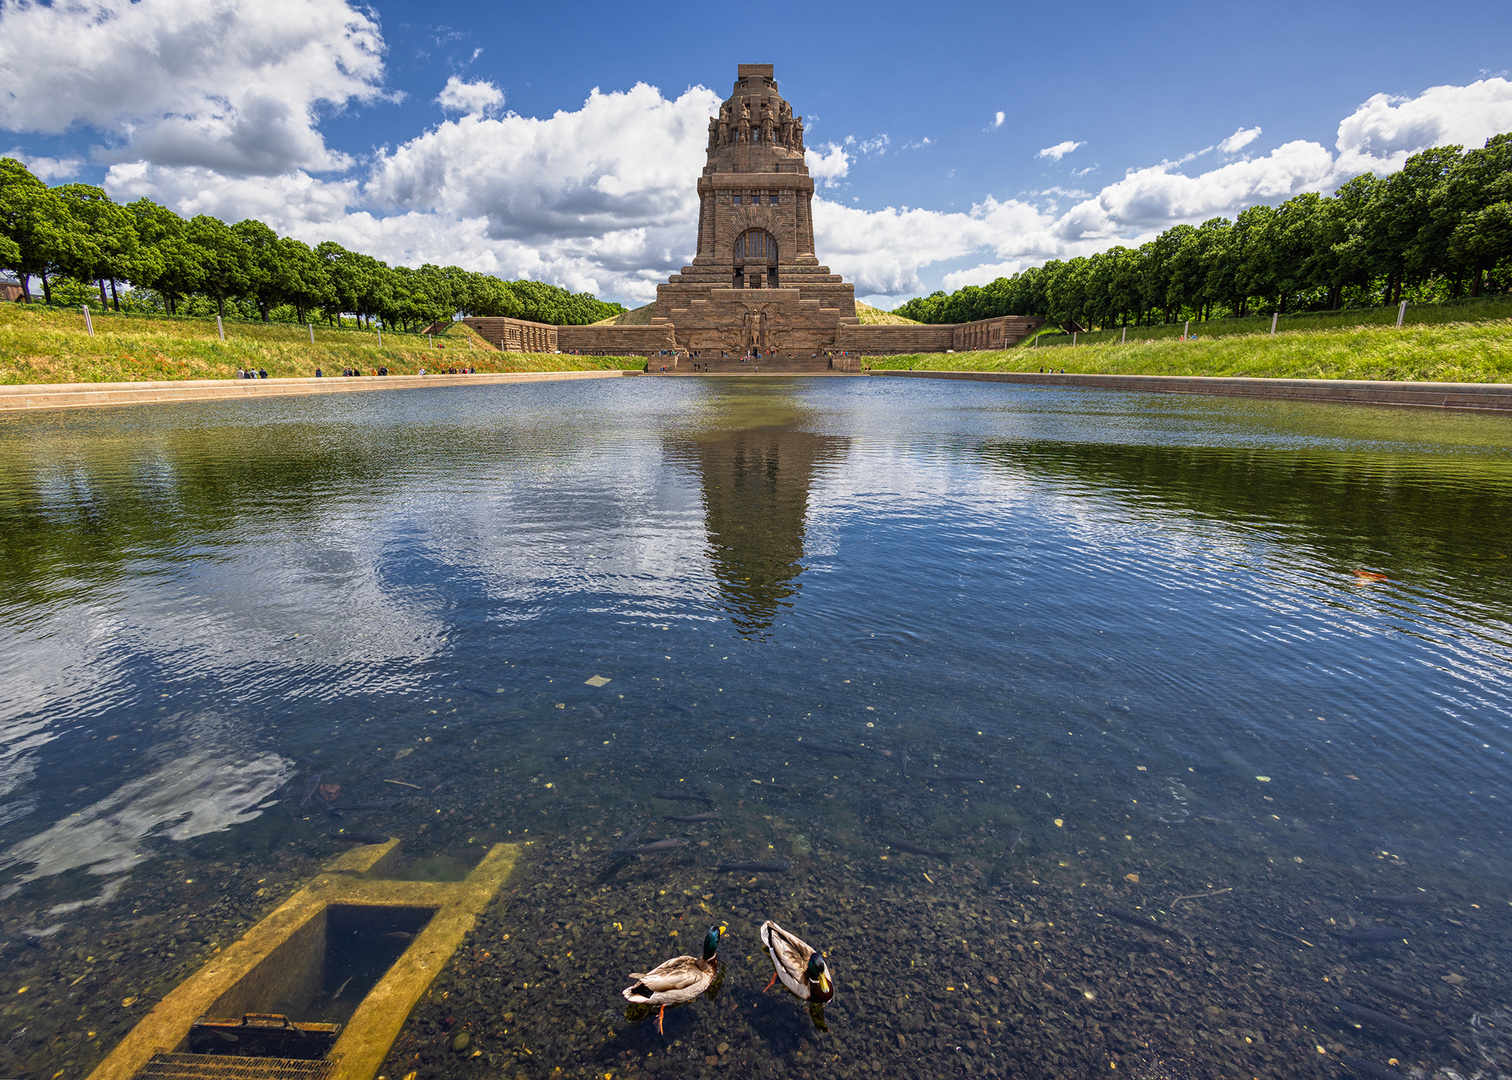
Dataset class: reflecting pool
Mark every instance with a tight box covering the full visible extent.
[1,376,1510,1080]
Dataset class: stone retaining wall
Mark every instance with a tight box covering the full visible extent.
[555,323,680,356]
[870,370,1512,411]
[836,324,956,354]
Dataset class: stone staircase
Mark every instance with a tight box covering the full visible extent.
[663,353,846,374]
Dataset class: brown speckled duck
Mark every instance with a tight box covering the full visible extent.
[759,920,834,1028]
[621,924,723,1034]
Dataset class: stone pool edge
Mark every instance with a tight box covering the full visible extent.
[869,369,1512,411]
[0,369,636,412]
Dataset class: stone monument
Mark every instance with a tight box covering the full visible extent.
[651,64,858,361]
[469,65,1045,366]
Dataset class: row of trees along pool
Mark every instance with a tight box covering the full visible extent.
[896,135,1512,329]
[0,158,625,331]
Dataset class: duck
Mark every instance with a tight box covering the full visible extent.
[622,924,724,1034]
[759,919,834,1011]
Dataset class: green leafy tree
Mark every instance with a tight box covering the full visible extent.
[1363,146,1462,305]
[0,157,68,302]
[126,199,202,314]
[53,183,140,310]
[186,215,251,319]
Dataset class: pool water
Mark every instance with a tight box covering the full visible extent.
[0,376,1509,1080]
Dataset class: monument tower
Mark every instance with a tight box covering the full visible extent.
[470,64,1045,364]
[652,64,858,359]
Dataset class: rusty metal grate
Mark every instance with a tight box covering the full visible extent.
[131,1052,335,1079]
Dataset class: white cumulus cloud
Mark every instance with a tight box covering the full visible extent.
[0,0,387,175]
[3,149,83,181]
[1334,77,1512,170]
[805,143,850,185]
[993,111,1006,129]
[1218,126,1262,154]
[1037,140,1085,161]
[437,76,505,116]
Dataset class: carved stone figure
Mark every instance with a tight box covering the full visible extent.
[792,115,804,152]
[738,102,751,144]
[708,117,718,153]
[761,112,775,146]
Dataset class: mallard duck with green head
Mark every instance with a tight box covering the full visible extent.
[621,924,724,1034]
[758,920,834,1030]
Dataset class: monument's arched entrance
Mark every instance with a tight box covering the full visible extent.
[734,228,778,289]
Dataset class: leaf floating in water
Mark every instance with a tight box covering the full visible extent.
[585,675,611,687]
[1352,570,1390,585]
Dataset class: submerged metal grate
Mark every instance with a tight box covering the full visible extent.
[131,1052,335,1079]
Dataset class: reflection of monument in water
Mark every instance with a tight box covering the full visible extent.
[679,422,845,632]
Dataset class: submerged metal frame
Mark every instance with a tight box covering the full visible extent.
[88,840,520,1080]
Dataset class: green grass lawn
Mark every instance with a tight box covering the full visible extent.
[866,316,1512,384]
[0,304,645,384]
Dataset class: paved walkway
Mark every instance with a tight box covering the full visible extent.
[0,369,634,412]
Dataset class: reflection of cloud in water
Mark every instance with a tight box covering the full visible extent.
[0,748,290,883]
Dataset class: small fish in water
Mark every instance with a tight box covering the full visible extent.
[330,977,353,1000]
[1352,570,1390,585]
[329,830,389,844]
[652,789,714,806]
[299,774,323,807]
[797,740,857,759]
[1352,973,1436,1010]
[208,1029,239,1043]
[331,800,400,812]
[381,931,414,941]
[1365,893,1438,907]
[1106,907,1160,929]
[606,821,651,860]
[1330,1000,1440,1040]
[625,839,689,855]
[897,743,909,778]
[1341,926,1407,943]
[935,772,988,783]
[717,860,790,873]
[885,836,950,863]
[1001,827,1023,857]
[663,812,719,823]
[579,704,604,720]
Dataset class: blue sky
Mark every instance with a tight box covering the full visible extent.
[4,0,1512,307]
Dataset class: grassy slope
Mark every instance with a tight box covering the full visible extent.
[866,317,1512,383]
[594,303,659,326]
[855,302,920,326]
[0,305,645,383]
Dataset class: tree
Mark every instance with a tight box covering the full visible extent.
[232,219,283,321]
[277,237,331,324]
[54,183,141,309]
[127,199,202,314]
[1362,146,1462,305]
[186,215,251,319]
[1433,134,1512,295]
[0,157,68,302]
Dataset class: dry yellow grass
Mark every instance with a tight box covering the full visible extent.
[855,302,920,325]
